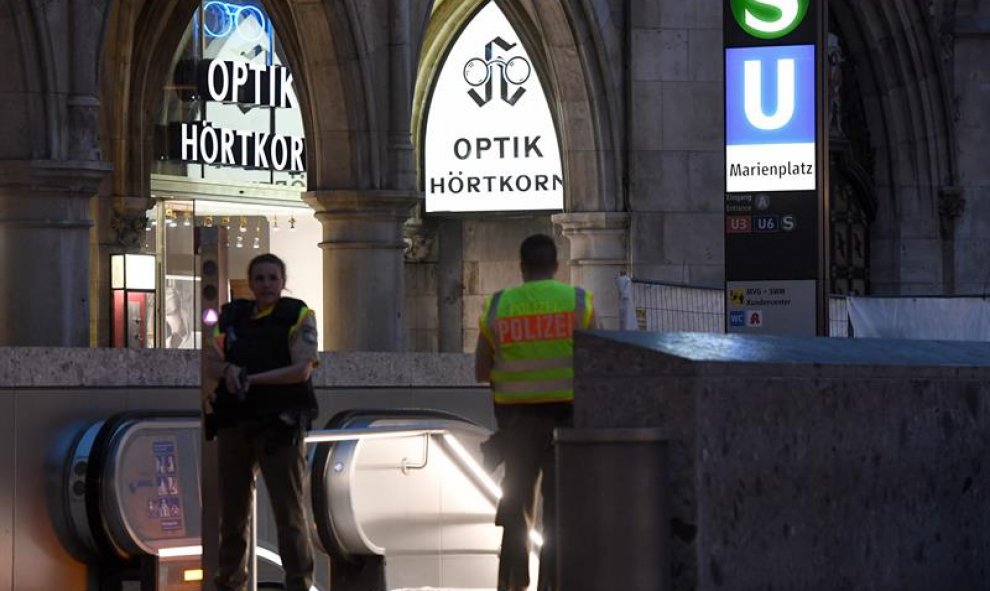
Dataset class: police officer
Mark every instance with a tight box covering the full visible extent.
[205,253,319,591]
[475,234,596,591]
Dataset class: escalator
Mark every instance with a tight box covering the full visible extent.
[51,409,504,591]
[54,412,207,590]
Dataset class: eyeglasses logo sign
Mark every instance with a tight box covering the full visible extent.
[463,37,532,107]
[730,0,810,40]
[203,1,269,42]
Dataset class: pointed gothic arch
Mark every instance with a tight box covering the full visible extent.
[829,0,957,294]
[100,0,377,210]
[412,0,622,213]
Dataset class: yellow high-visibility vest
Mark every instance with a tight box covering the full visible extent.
[479,279,594,404]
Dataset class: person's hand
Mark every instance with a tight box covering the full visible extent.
[224,363,244,396]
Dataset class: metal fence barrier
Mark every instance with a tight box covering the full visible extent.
[631,278,850,337]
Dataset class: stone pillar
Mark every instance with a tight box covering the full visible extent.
[0,160,109,346]
[304,190,418,351]
[552,212,630,330]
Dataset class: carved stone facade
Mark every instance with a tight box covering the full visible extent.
[1,0,988,347]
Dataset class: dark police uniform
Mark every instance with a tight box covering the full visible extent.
[212,297,318,591]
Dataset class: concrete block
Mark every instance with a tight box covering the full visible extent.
[573,330,990,591]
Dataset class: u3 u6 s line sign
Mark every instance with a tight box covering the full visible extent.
[725,43,815,192]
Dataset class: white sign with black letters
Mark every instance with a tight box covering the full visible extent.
[424,2,563,213]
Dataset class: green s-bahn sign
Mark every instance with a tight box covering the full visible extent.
[729,0,811,39]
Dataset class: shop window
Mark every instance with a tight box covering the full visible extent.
[142,0,322,349]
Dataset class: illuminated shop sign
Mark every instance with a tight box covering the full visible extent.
[203,0,269,41]
[197,59,294,108]
[424,1,563,213]
[167,122,305,172]
[162,9,305,173]
[725,44,815,192]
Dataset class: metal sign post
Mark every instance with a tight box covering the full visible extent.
[197,226,227,590]
[723,0,829,335]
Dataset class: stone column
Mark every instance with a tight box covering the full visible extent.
[552,212,630,330]
[0,160,109,345]
[303,190,418,351]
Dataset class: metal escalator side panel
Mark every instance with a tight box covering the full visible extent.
[329,437,386,556]
[347,415,501,591]
[99,413,202,559]
[311,410,461,561]
[86,414,142,562]
[50,420,104,561]
[310,412,387,561]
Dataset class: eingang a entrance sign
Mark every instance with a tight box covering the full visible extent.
[724,0,827,336]
[423,1,564,213]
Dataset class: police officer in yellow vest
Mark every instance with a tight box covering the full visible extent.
[475,233,596,591]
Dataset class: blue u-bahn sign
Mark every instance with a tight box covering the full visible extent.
[725,44,815,192]
[723,0,826,336]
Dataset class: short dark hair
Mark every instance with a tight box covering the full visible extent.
[520,234,557,274]
[247,253,287,281]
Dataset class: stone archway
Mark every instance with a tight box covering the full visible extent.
[412,0,628,329]
[829,0,958,295]
[99,0,418,350]
[413,0,622,214]
[100,0,373,200]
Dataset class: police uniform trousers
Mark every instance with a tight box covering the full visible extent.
[215,419,314,591]
[495,402,573,591]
